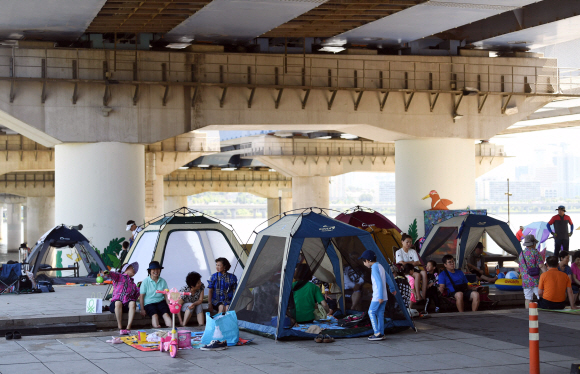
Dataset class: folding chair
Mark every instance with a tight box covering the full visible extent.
[0,263,23,294]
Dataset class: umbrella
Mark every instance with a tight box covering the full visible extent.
[522,221,551,244]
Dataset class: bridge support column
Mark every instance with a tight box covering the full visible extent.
[26,197,55,245]
[7,203,21,251]
[165,196,187,212]
[267,196,293,221]
[55,143,145,251]
[145,153,164,221]
[292,176,329,210]
[395,139,476,237]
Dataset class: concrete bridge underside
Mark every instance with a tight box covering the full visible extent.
[0,47,566,247]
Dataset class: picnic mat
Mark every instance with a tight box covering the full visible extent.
[539,308,580,315]
[292,316,345,333]
[120,332,253,351]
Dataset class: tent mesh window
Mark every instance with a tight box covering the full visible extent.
[234,236,286,325]
[421,227,458,263]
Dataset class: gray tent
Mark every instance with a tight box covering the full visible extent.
[26,224,107,284]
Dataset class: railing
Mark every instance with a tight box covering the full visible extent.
[240,138,395,157]
[0,46,576,96]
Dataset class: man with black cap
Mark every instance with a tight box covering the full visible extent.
[547,206,574,258]
[466,242,497,283]
[139,261,172,328]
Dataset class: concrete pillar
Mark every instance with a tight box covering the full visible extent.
[26,197,55,246]
[55,142,145,251]
[292,176,329,210]
[145,153,164,221]
[22,205,27,245]
[395,138,476,237]
[7,203,21,251]
[0,205,4,241]
[267,197,293,220]
[165,196,188,212]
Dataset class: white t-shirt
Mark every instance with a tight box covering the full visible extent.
[396,248,419,264]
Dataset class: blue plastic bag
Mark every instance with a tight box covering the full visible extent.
[201,311,239,346]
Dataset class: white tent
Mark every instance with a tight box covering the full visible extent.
[121,208,247,294]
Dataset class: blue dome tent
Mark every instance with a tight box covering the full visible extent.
[419,214,522,269]
[230,210,415,340]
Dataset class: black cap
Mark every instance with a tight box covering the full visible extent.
[475,242,484,249]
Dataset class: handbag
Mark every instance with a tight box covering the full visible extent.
[444,270,469,293]
[522,251,541,277]
[201,311,239,346]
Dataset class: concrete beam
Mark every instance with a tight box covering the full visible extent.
[0,48,561,144]
[164,169,291,198]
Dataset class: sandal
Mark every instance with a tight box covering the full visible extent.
[5,332,13,340]
[106,337,123,344]
[314,334,324,343]
[119,329,131,335]
[322,334,334,343]
[13,331,21,340]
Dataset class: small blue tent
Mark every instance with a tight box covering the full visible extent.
[419,214,522,269]
[230,211,415,339]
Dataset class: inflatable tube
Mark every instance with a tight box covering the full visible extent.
[495,278,523,291]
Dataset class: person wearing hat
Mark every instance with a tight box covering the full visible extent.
[466,242,497,283]
[547,206,574,258]
[104,262,140,335]
[139,261,172,328]
[126,220,142,247]
[359,249,397,341]
[519,234,547,309]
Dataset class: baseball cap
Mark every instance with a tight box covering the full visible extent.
[358,250,377,262]
[122,262,139,275]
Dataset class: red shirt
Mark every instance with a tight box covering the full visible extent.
[548,214,573,238]
[516,229,524,241]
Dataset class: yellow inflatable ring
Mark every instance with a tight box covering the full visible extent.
[495,278,523,291]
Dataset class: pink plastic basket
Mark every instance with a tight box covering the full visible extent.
[177,330,191,349]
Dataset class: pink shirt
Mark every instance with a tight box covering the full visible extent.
[572,263,580,282]
[406,275,416,303]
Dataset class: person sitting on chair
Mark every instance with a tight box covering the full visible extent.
[466,242,497,283]
[538,256,576,310]
[438,254,479,312]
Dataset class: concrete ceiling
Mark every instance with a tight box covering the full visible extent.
[1,0,579,54]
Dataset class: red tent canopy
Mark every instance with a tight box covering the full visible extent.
[335,207,401,232]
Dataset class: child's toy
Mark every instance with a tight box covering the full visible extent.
[177,330,191,349]
[495,278,523,291]
[156,288,190,358]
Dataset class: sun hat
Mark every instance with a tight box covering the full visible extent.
[122,262,139,274]
[147,261,164,270]
[523,234,538,247]
[556,205,566,212]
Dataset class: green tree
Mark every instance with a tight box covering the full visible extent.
[359,193,373,203]
[408,219,418,243]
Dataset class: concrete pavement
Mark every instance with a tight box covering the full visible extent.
[0,308,578,373]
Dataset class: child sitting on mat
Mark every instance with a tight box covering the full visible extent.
[179,271,205,327]
[105,261,140,335]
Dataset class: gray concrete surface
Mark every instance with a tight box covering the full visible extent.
[1,285,578,373]
[0,311,578,374]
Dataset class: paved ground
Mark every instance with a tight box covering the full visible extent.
[0,308,578,374]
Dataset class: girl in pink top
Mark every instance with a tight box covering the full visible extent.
[105,261,140,335]
[404,264,417,303]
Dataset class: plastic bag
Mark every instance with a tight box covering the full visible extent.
[201,311,239,346]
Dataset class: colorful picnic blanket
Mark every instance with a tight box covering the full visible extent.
[120,332,253,351]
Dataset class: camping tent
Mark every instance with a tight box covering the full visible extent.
[419,214,522,269]
[120,208,247,294]
[26,225,107,284]
[230,211,415,340]
[335,206,402,262]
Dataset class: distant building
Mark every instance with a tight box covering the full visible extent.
[488,181,541,201]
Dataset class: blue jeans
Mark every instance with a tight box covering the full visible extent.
[369,301,386,335]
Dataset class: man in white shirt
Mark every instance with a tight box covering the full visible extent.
[396,233,427,300]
